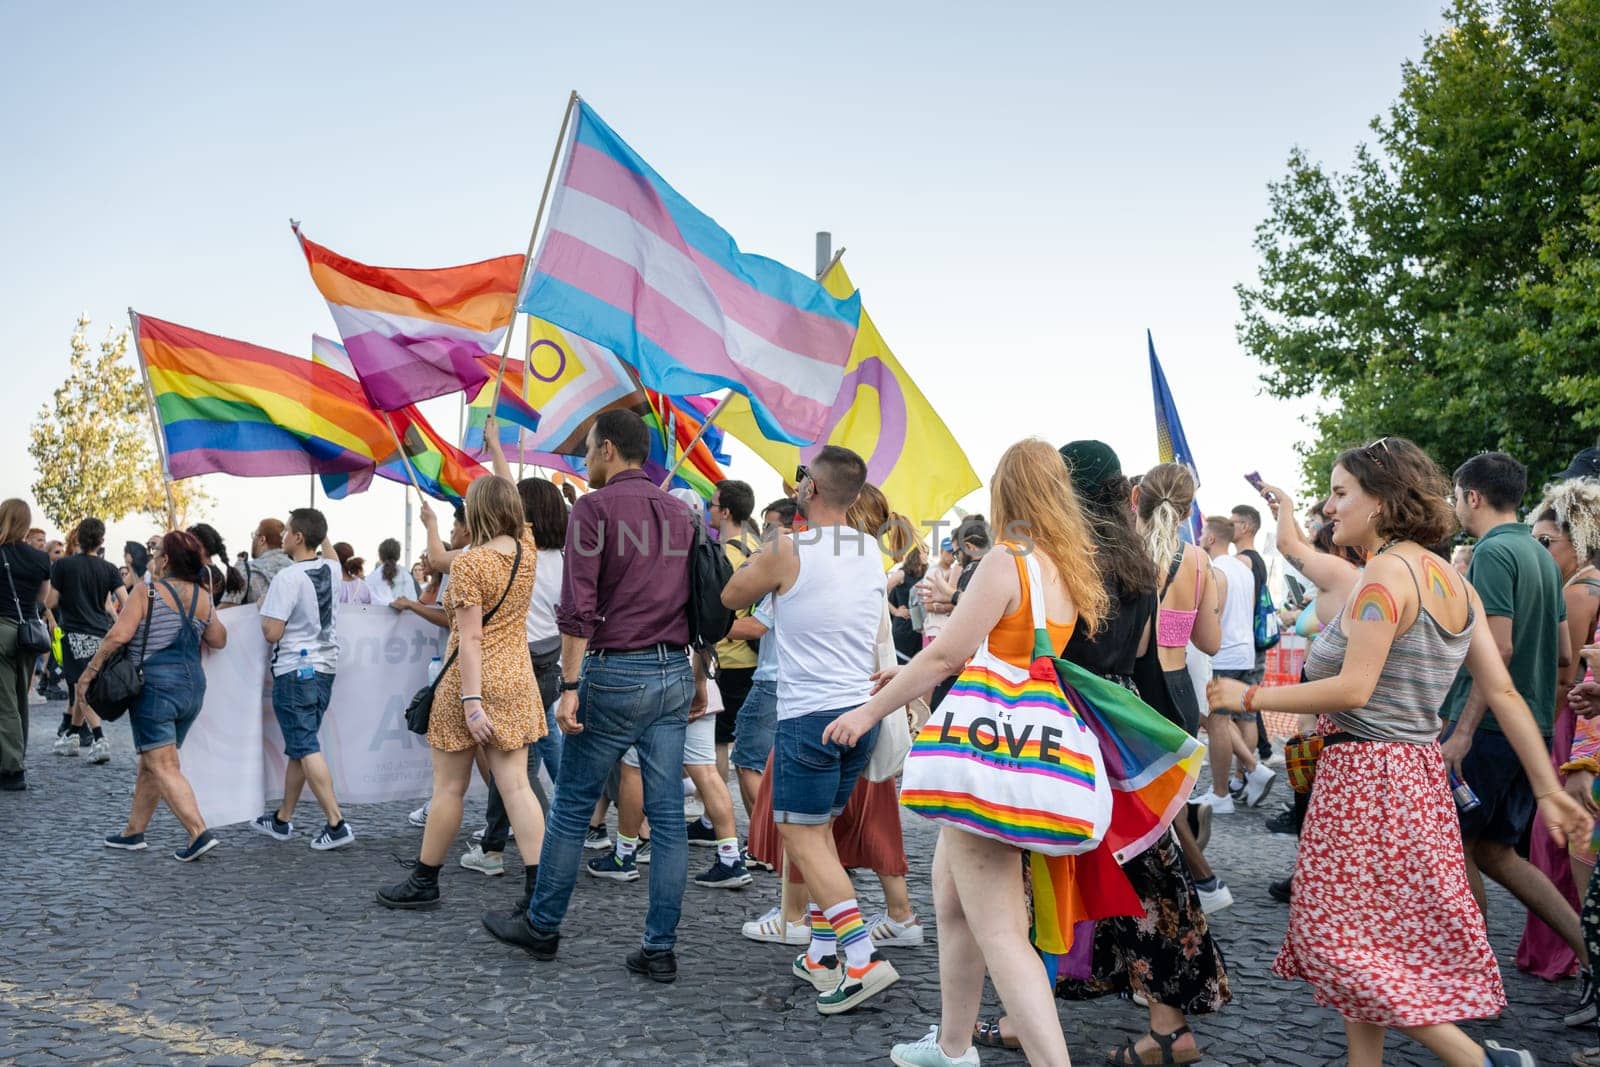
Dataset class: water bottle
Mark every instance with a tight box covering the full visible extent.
[427,656,443,684]
[1448,768,1481,812]
[296,649,314,682]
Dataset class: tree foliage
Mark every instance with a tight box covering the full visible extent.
[1237,0,1600,497]
[29,316,205,532]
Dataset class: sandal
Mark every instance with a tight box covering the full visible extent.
[1106,1026,1202,1066]
[973,1017,1022,1051]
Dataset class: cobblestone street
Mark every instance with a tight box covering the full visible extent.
[0,702,1581,1065]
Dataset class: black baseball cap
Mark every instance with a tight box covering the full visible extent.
[1557,447,1600,482]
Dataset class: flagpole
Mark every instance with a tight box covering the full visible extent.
[659,395,731,488]
[128,309,178,529]
[491,90,579,413]
[309,474,316,509]
[381,411,425,505]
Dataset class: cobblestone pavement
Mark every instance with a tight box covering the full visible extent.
[0,701,1583,1065]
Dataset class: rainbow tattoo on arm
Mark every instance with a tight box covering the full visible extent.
[1350,582,1399,625]
[1421,554,1455,599]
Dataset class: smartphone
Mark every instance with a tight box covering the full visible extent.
[1244,471,1264,491]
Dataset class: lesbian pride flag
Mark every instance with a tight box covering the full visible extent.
[295,223,526,413]
[521,100,859,446]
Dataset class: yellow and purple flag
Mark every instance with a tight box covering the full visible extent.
[715,259,978,532]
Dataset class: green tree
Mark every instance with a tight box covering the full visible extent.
[29,316,203,531]
[1236,0,1600,497]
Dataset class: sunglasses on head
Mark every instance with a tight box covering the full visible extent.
[794,464,810,484]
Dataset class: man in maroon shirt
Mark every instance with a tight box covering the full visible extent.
[483,409,698,985]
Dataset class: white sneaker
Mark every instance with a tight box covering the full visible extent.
[1244,763,1278,808]
[890,1026,981,1067]
[459,844,505,876]
[742,906,810,945]
[867,912,925,948]
[1196,879,1234,914]
[53,733,77,756]
[88,738,111,765]
[407,802,430,828]
[1193,792,1235,814]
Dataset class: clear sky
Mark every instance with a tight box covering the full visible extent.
[1,1,1445,565]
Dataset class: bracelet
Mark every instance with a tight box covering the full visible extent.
[1536,785,1566,800]
[461,695,482,703]
[1242,684,1260,714]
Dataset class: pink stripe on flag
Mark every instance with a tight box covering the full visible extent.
[537,234,835,432]
[563,142,853,369]
[167,448,345,480]
[343,332,491,410]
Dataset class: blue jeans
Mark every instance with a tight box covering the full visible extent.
[529,647,693,950]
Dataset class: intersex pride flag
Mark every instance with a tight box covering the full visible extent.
[521,100,859,446]
[294,224,534,426]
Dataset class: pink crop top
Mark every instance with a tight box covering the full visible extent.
[1156,550,1203,649]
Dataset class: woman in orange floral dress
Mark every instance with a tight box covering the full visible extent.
[378,474,547,910]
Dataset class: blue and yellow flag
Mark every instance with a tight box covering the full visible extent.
[1148,331,1203,542]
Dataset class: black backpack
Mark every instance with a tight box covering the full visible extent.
[687,523,735,668]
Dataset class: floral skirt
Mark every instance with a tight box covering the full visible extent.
[1054,831,1231,1015]
[1273,739,1505,1026]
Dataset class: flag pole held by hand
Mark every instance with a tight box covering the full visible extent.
[659,395,731,488]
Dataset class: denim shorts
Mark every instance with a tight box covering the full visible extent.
[771,707,879,825]
[1211,667,1264,717]
[129,665,205,754]
[272,671,335,759]
[730,679,778,772]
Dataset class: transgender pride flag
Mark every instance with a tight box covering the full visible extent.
[521,100,860,446]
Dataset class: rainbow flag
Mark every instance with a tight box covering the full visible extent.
[311,337,488,501]
[716,258,978,532]
[294,223,524,411]
[522,100,859,445]
[642,390,727,500]
[136,312,388,488]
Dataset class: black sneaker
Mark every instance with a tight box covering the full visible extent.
[741,845,774,873]
[583,824,612,851]
[634,838,652,865]
[587,851,639,882]
[1266,807,1301,839]
[173,830,220,862]
[1268,877,1292,904]
[0,771,25,792]
[1565,967,1597,1028]
[693,858,752,889]
[685,818,718,848]
[250,812,294,841]
[376,872,441,910]
[103,831,146,850]
[482,910,560,960]
[310,821,356,851]
[625,945,678,984]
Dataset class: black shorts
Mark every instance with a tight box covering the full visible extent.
[1163,668,1201,738]
[1451,725,1535,846]
[714,667,755,747]
[61,632,104,687]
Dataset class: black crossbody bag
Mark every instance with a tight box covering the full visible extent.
[3,549,51,656]
[89,583,158,721]
[405,542,522,735]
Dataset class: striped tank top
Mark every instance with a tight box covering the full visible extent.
[1302,558,1475,745]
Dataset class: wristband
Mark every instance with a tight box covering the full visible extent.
[560,681,580,692]
[461,695,483,703]
[1242,685,1260,714]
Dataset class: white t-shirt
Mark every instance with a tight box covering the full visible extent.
[525,548,564,645]
[773,526,885,721]
[365,569,418,607]
[261,557,341,677]
[1211,552,1256,671]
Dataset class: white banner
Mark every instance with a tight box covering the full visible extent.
[189,603,457,826]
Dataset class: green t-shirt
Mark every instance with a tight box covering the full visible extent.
[1441,522,1566,736]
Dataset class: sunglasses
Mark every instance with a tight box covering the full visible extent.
[794,464,810,485]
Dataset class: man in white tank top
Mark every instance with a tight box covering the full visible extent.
[721,445,901,1015]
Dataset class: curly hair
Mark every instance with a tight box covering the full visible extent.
[1535,479,1600,567]
[1333,437,1457,547]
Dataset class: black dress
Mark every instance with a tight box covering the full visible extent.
[887,575,921,665]
[1054,576,1232,1016]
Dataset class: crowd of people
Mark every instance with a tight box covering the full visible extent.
[3,423,1599,1065]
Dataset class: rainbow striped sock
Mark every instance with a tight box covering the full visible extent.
[825,899,873,969]
[806,903,836,964]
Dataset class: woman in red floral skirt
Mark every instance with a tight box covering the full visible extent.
[1209,436,1590,1067]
